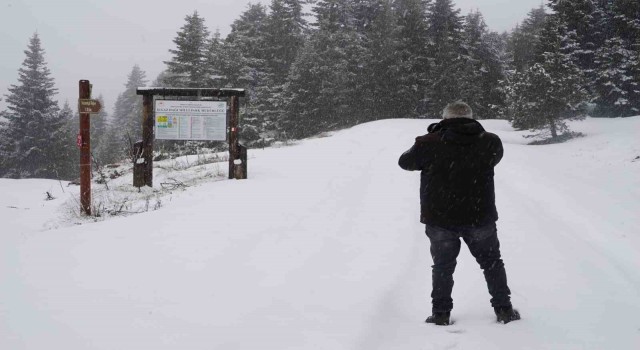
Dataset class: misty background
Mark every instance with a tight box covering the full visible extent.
[1,0,543,113]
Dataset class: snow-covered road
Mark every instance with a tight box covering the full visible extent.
[2,117,639,349]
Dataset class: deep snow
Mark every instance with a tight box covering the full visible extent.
[1,117,640,349]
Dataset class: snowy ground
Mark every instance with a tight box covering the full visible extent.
[2,117,640,349]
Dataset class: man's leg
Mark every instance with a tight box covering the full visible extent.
[463,222,512,308]
[425,224,461,313]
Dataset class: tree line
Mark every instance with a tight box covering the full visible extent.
[1,0,639,179]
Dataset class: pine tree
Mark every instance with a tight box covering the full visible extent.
[222,3,268,89]
[422,0,466,117]
[352,0,398,121]
[252,0,310,142]
[460,11,507,119]
[110,65,147,159]
[204,29,225,87]
[609,0,640,45]
[508,18,588,139]
[506,6,547,73]
[221,4,269,144]
[283,0,362,138]
[164,11,211,87]
[54,102,79,179]
[283,0,365,137]
[391,0,431,118]
[546,0,601,73]
[90,95,110,166]
[0,33,69,179]
[592,36,640,117]
[263,0,309,86]
[281,38,325,139]
[576,0,640,117]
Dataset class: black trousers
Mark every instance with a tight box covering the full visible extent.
[425,221,512,312]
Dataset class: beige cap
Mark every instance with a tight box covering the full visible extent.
[442,101,474,119]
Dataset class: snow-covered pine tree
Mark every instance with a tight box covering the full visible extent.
[608,0,640,48]
[508,18,588,140]
[90,95,108,150]
[506,6,546,73]
[282,0,361,138]
[351,0,398,121]
[89,95,111,166]
[390,0,431,118]
[53,102,79,180]
[546,0,601,77]
[109,65,147,159]
[0,33,69,179]
[94,118,122,166]
[596,0,640,116]
[164,11,211,87]
[204,29,225,88]
[254,0,309,143]
[422,0,465,117]
[263,0,309,86]
[460,10,507,119]
[223,4,268,90]
[221,4,269,145]
[592,36,640,117]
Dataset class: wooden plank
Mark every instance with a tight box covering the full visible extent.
[136,87,245,97]
[142,94,154,187]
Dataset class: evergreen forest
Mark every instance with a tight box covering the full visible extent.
[1,0,639,179]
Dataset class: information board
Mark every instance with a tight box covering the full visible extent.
[154,100,227,141]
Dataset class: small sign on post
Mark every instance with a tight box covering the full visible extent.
[78,99,102,114]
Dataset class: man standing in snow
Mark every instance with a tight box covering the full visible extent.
[398,101,520,326]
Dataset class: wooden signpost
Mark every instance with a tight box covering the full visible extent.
[78,80,102,216]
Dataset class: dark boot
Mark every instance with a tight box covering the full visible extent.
[425,311,451,326]
[494,306,520,324]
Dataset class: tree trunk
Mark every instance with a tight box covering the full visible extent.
[549,118,557,138]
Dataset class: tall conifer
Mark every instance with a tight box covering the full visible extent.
[164,11,211,87]
[0,33,69,178]
[283,0,361,138]
[109,65,147,159]
[423,0,465,116]
[509,18,587,139]
[391,0,431,118]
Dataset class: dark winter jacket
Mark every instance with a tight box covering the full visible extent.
[398,118,503,227]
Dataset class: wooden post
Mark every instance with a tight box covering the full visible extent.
[142,94,154,187]
[237,144,248,179]
[228,95,244,179]
[79,80,91,215]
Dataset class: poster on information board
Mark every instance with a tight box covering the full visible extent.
[154,100,227,141]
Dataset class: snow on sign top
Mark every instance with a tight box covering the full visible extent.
[136,87,245,97]
[154,100,228,141]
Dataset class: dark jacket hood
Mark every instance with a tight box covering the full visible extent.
[428,118,485,145]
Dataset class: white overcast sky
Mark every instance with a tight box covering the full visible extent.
[0,0,545,114]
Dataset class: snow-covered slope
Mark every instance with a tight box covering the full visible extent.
[2,117,639,349]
